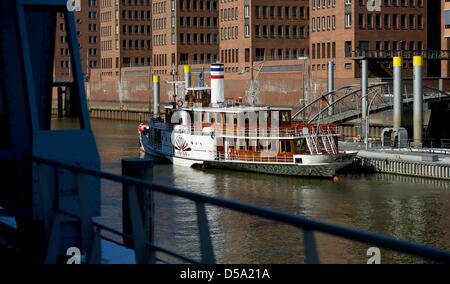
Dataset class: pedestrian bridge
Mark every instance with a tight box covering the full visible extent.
[293,82,450,124]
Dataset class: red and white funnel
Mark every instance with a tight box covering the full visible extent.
[211,63,224,106]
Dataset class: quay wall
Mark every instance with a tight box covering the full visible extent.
[354,150,450,180]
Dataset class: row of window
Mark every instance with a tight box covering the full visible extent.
[179,33,219,45]
[180,0,218,11]
[179,16,218,28]
[122,57,152,67]
[358,13,424,30]
[357,0,424,8]
[122,25,151,35]
[254,25,308,39]
[311,0,336,10]
[220,7,238,21]
[120,0,150,6]
[311,42,337,59]
[58,60,98,69]
[254,48,308,62]
[152,1,167,14]
[311,16,336,32]
[220,26,238,40]
[101,40,113,51]
[121,39,152,50]
[101,26,112,37]
[153,34,167,46]
[220,48,239,64]
[311,63,352,72]
[153,18,167,30]
[358,40,424,51]
[254,5,308,20]
[122,10,151,21]
[179,53,218,65]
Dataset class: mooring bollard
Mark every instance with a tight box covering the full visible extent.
[121,157,154,261]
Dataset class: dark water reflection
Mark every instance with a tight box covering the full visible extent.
[54,118,450,264]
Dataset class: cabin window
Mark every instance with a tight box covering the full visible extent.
[295,158,303,164]
[280,111,291,124]
[296,139,306,153]
[280,141,292,153]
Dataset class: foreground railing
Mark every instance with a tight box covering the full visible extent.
[31,156,450,264]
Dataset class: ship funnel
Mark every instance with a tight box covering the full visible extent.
[211,63,224,106]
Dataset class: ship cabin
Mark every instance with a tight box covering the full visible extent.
[163,102,339,162]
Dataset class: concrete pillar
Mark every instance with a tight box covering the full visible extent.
[153,75,160,119]
[439,78,444,92]
[122,157,154,262]
[327,61,335,115]
[393,56,403,129]
[361,60,369,139]
[413,56,424,147]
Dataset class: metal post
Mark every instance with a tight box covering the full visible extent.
[64,86,70,116]
[361,60,369,140]
[439,78,444,93]
[57,86,63,118]
[152,75,160,119]
[122,158,155,263]
[327,61,334,116]
[393,56,403,129]
[413,55,423,148]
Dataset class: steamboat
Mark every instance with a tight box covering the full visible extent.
[139,64,356,178]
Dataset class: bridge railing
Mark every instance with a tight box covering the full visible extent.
[30,155,450,264]
[304,82,449,124]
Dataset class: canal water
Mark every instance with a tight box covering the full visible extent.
[55,118,450,264]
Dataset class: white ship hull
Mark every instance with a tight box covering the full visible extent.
[139,132,356,178]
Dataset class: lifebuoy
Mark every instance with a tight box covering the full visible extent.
[138,123,149,134]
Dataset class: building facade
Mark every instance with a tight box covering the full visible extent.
[310,0,428,79]
[219,0,309,73]
[151,0,219,75]
[54,0,100,82]
[99,0,152,79]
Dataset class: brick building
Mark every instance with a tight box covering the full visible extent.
[54,0,450,106]
[98,0,152,79]
[151,0,219,75]
[309,0,429,80]
[54,0,100,82]
[219,0,309,73]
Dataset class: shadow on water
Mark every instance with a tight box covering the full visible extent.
[55,118,450,263]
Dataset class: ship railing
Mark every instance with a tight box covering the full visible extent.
[29,155,450,264]
[174,124,339,138]
[215,152,294,163]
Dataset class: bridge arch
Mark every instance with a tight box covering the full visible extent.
[293,82,449,124]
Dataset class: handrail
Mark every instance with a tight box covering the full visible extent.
[30,155,450,263]
[58,209,201,264]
